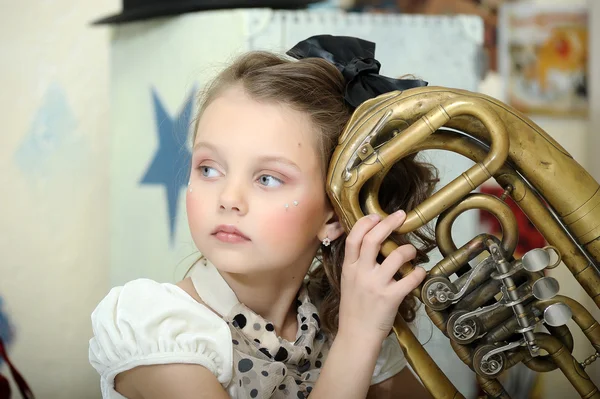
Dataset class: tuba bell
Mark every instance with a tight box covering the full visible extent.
[326,86,600,399]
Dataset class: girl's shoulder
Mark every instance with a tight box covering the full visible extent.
[88,278,234,394]
[176,277,210,308]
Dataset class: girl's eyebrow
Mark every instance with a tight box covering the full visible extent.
[256,155,301,172]
[193,141,219,154]
[194,141,300,172]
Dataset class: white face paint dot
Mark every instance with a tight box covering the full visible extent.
[293,201,299,206]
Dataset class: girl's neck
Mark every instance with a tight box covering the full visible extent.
[218,260,311,339]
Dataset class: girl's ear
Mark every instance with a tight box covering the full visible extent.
[318,210,345,242]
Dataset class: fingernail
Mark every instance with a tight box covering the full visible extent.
[394,209,406,217]
[368,214,381,222]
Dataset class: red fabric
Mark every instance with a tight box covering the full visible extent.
[0,374,10,399]
[479,184,546,256]
[0,337,34,399]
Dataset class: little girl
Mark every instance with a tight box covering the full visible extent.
[89,35,438,399]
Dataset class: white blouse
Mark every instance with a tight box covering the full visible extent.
[89,261,408,398]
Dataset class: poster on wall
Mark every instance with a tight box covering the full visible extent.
[499,4,588,117]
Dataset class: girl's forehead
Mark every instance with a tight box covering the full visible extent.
[195,87,321,163]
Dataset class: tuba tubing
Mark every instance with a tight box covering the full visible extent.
[327,87,600,398]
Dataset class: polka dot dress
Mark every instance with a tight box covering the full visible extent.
[225,285,329,398]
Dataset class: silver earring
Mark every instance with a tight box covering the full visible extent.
[322,236,331,247]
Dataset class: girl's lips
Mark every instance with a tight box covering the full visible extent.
[213,231,250,243]
[212,224,250,239]
[212,224,250,243]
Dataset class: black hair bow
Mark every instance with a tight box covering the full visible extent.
[286,35,428,109]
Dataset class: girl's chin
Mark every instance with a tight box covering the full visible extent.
[206,255,281,275]
[203,252,253,269]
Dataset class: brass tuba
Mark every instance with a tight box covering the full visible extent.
[326,86,600,399]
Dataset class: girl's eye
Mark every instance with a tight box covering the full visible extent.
[258,174,283,187]
[199,166,220,178]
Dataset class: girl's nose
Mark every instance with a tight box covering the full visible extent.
[218,181,248,215]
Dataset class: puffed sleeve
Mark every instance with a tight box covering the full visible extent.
[89,279,233,397]
[370,332,409,385]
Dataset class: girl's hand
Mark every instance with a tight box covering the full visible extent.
[337,210,426,344]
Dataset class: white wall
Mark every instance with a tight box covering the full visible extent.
[0,1,118,397]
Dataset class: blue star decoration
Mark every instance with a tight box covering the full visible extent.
[14,82,80,179]
[0,296,14,367]
[141,88,194,245]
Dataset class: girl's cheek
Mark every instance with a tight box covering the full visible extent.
[186,190,195,216]
[257,200,320,244]
[262,208,295,237]
[186,190,207,226]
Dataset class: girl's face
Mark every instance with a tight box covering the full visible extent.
[187,85,333,274]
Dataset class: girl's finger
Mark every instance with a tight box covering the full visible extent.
[378,244,417,282]
[392,266,427,300]
[344,213,381,264]
[359,210,406,263]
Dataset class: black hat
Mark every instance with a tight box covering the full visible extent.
[92,0,324,25]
